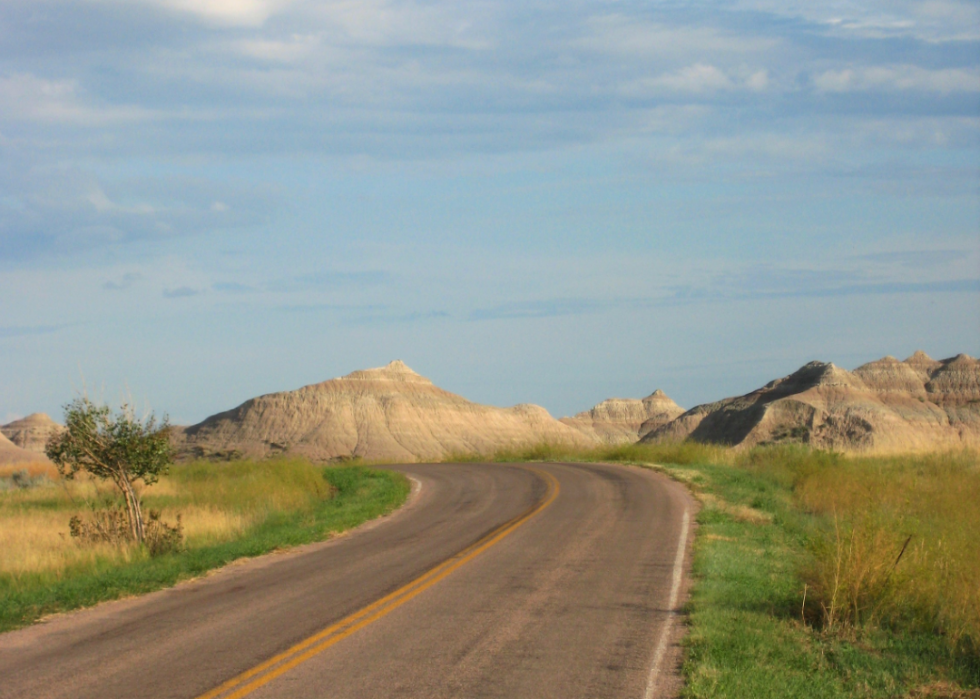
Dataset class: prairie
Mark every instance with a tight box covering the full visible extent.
[0,459,409,631]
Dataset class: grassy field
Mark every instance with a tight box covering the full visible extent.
[0,459,409,632]
[476,441,980,698]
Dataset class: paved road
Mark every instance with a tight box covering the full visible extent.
[0,462,695,699]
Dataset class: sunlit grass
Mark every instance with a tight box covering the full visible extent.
[0,458,332,584]
[0,461,61,480]
[0,461,409,631]
[793,450,979,655]
[446,439,732,466]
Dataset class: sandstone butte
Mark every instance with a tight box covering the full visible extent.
[1,413,64,455]
[559,390,685,444]
[643,352,980,453]
[0,430,44,466]
[175,360,597,462]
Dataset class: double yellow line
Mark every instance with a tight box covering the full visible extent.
[196,467,560,699]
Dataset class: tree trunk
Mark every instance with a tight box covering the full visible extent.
[118,476,145,543]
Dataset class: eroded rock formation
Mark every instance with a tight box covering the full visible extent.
[176,360,595,462]
[0,431,46,466]
[643,352,980,452]
[1,413,63,454]
[560,390,684,444]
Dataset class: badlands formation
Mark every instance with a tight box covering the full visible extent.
[0,413,62,466]
[560,390,684,444]
[4,352,977,465]
[1,413,63,454]
[645,352,980,452]
[0,431,42,466]
[176,361,596,462]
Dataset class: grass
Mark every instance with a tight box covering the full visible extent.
[447,439,731,467]
[464,441,980,697]
[669,453,979,699]
[0,459,409,632]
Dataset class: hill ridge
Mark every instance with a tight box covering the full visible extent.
[643,351,980,452]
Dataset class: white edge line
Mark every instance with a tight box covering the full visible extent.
[643,508,691,699]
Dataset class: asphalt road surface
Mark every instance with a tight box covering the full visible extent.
[0,462,695,699]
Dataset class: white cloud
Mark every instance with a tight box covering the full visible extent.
[86,185,156,215]
[814,65,980,94]
[140,0,295,27]
[621,65,770,95]
[729,0,980,42]
[654,64,734,92]
[0,73,153,125]
[745,70,769,91]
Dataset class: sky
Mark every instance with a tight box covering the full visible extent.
[1,0,979,425]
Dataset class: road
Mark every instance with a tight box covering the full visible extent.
[0,462,695,699]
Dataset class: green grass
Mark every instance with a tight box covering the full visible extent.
[666,458,978,698]
[0,463,409,632]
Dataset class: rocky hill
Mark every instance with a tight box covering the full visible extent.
[176,361,596,462]
[560,390,684,444]
[644,352,980,452]
[0,431,46,466]
[1,413,63,454]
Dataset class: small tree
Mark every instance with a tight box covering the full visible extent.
[46,397,173,543]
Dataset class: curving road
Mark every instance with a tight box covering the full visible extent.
[0,462,695,699]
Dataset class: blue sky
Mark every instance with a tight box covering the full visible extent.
[1,0,978,424]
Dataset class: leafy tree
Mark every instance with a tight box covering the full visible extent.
[46,397,173,543]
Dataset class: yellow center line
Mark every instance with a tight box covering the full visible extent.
[195,466,560,699]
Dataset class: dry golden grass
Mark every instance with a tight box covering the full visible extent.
[0,461,61,480]
[698,492,773,524]
[0,508,138,577]
[794,449,980,653]
[171,506,248,546]
[0,458,330,582]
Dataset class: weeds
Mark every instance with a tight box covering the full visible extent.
[791,450,980,657]
[67,506,183,557]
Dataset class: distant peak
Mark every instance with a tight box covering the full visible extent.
[3,412,59,428]
[942,353,977,366]
[904,350,937,364]
[340,360,432,384]
[772,360,862,392]
[23,412,55,423]
[643,389,678,404]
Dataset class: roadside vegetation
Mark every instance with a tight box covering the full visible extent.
[0,459,409,632]
[469,441,980,697]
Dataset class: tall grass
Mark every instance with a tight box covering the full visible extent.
[447,439,731,467]
[715,446,980,656]
[792,450,979,656]
[0,458,332,581]
[0,461,409,631]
